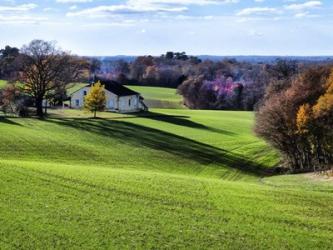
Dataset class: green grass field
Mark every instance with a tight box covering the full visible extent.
[0,79,7,89]
[0,108,332,249]
[66,82,88,96]
[126,85,184,109]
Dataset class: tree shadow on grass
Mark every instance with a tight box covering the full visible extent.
[44,117,270,176]
[0,116,22,126]
[132,111,236,136]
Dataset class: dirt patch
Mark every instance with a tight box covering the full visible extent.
[307,170,333,183]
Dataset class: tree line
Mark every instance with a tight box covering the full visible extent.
[0,44,318,113]
[93,52,305,111]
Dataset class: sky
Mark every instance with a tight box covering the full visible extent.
[0,0,332,56]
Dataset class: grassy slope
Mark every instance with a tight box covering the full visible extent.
[0,109,332,249]
[126,85,184,109]
[1,109,277,179]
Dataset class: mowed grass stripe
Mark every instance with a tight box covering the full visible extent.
[0,160,332,249]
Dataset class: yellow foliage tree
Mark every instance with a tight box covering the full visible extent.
[84,81,106,118]
[313,75,333,120]
[296,104,312,134]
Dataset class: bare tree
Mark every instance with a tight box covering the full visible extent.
[20,40,87,117]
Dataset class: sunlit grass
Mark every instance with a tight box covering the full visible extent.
[0,79,8,89]
[0,108,332,249]
[126,85,184,109]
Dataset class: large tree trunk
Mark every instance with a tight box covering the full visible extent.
[36,97,44,118]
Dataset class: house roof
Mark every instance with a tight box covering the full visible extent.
[94,79,139,97]
[70,79,140,97]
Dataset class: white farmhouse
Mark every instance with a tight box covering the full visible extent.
[70,80,148,113]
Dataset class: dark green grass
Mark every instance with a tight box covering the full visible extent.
[0,109,332,249]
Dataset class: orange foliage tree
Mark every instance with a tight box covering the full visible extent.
[256,66,333,172]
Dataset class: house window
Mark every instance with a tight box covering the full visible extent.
[83,91,87,96]
[75,99,80,106]
[128,99,131,106]
[109,100,114,108]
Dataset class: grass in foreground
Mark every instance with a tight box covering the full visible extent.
[0,109,332,249]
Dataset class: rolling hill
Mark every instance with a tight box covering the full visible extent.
[127,85,184,109]
[0,80,7,89]
[0,108,332,249]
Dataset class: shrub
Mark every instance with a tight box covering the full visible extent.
[0,84,29,117]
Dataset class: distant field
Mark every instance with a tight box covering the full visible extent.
[126,85,184,109]
[0,80,7,89]
[0,108,332,249]
[66,82,87,95]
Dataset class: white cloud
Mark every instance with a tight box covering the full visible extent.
[0,14,46,24]
[66,0,239,18]
[127,0,239,5]
[294,11,319,18]
[0,3,44,25]
[67,5,187,17]
[69,5,78,10]
[80,18,148,27]
[285,1,322,11]
[236,1,322,19]
[43,7,56,12]
[56,0,93,3]
[0,3,38,12]
[237,7,280,16]
[294,11,309,18]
